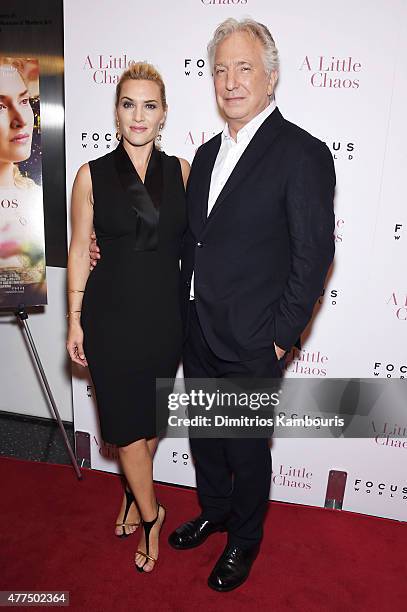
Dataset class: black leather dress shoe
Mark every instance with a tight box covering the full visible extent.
[207,543,260,592]
[168,516,226,550]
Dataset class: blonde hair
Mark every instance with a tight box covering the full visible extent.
[0,57,35,188]
[115,62,167,109]
[207,18,279,74]
[0,57,27,76]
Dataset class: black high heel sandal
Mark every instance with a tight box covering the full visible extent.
[135,503,166,573]
[115,488,140,539]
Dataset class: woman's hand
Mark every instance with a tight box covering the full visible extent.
[89,231,100,270]
[66,322,88,367]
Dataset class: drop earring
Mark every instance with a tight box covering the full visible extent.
[116,120,121,141]
[155,124,163,149]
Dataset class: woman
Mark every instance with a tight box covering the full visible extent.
[0,58,46,307]
[67,62,189,573]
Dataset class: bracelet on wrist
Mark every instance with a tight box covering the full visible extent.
[66,310,81,318]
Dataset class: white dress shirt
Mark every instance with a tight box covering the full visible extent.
[190,100,277,299]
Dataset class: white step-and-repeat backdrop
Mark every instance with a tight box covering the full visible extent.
[64,0,407,522]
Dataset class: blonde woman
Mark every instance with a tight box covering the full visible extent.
[67,63,189,573]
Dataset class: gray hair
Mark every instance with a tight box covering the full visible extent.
[207,17,279,74]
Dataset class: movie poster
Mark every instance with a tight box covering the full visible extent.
[0,58,47,309]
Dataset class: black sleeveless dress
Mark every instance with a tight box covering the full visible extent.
[81,142,186,446]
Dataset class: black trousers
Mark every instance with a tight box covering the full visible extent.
[183,301,284,549]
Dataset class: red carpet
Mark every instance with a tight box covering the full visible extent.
[0,457,406,611]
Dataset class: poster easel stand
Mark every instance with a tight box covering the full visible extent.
[14,307,82,480]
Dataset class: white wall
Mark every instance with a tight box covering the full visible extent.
[64,0,407,521]
[1,266,73,422]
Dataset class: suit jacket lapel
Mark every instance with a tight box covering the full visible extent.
[195,134,221,225]
[206,108,285,223]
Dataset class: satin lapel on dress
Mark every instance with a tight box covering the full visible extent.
[114,141,162,251]
[205,108,285,225]
[144,145,163,211]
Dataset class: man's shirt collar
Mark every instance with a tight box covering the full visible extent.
[222,99,277,144]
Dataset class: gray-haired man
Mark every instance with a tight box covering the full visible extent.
[168,18,335,592]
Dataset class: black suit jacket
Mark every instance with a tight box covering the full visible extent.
[181,108,335,362]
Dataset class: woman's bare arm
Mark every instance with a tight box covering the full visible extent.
[178,157,190,189]
[66,163,94,366]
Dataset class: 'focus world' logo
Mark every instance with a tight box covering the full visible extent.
[326,141,355,161]
[300,56,362,89]
[184,58,208,77]
[394,223,403,241]
[353,478,407,500]
[171,451,191,466]
[373,361,406,378]
[81,131,115,150]
[318,288,339,306]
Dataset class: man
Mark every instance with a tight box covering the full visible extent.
[167,18,335,592]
